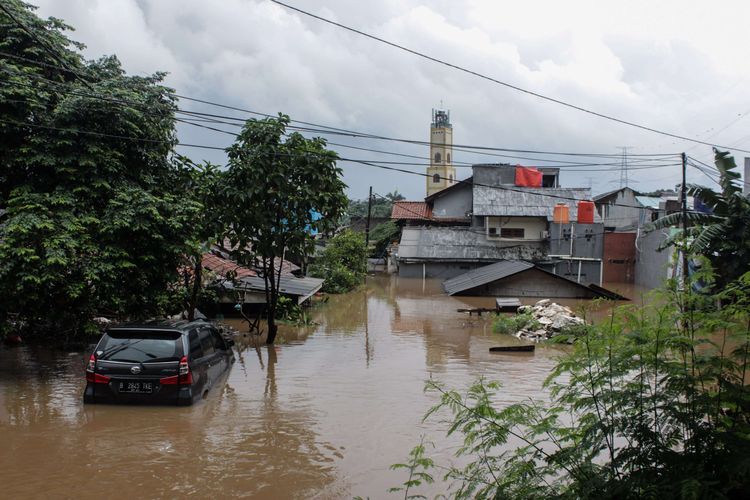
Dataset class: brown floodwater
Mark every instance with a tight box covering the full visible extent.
[0,276,644,499]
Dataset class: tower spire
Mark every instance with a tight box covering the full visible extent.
[426,108,455,196]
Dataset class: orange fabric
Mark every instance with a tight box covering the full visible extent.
[515,165,542,187]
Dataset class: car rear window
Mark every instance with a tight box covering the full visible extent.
[97,330,183,363]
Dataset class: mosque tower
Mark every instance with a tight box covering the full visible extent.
[426,109,456,197]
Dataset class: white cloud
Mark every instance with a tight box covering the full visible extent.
[30,0,750,198]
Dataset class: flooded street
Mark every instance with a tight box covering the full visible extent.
[0,276,638,499]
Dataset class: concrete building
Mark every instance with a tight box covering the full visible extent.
[593,187,660,231]
[426,109,457,197]
[395,163,603,283]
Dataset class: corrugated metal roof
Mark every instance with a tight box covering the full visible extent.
[635,196,661,209]
[593,187,638,202]
[473,186,594,219]
[425,177,473,201]
[238,275,324,298]
[398,227,546,262]
[391,201,432,220]
[443,260,534,295]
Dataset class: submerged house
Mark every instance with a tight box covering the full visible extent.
[201,244,323,308]
[442,260,609,299]
[393,164,604,285]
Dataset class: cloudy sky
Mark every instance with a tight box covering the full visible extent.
[31,0,750,199]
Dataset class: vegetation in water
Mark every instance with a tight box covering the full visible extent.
[275,296,316,326]
[219,114,347,344]
[0,3,349,345]
[309,230,368,294]
[392,268,750,499]
[492,312,541,335]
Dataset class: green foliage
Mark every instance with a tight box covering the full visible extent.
[172,157,223,320]
[399,268,750,499]
[220,115,347,343]
[388,436,435,499]
[368,220,400,257]
[347,190,405,220]
[275,295,315,326]
[649,149,750,287]
[492,312,541,335]
[0,1,199,338]
[309,230,367,294]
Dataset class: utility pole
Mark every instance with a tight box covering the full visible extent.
[681,152,689,290]
[365,186,373,248]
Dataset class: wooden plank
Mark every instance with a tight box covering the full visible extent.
[456,307,495,316]
[489,345,535,353]
[495,298,521,312]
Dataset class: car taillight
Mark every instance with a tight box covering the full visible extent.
[85,354,110,384]
[178,356,193,385]
[160,356,192,385]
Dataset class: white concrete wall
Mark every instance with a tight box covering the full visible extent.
[485,216,547,240]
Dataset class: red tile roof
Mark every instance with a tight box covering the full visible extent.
[202,253,257,279]
[391,201,432,220]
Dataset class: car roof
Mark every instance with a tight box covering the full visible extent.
[106,319,212,334]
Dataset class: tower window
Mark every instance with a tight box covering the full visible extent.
[432,174,440,183]
[447,153,451,163]
[434,152,441,163]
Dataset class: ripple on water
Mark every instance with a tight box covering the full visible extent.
[1,276,606,498]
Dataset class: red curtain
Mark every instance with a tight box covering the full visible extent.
[515,165,542,187]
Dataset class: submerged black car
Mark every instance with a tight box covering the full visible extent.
[84,320,234,406]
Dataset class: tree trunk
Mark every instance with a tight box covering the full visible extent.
[266,316,278,345]
[187,255,202,321]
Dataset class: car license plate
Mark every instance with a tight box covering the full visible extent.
[119,381,153,394]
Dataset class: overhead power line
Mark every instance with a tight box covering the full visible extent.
[1,115,677,211]
[268,0,750,155]
[0,52,680,159]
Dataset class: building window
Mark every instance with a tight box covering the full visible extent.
[434,152,441,163]
[447,153,451,163]
[432,174,440,183]
[500,228,525,238]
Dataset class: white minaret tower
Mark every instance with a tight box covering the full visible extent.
[426,109,457,197]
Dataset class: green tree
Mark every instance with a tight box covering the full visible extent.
[650,149,750,288]
[310,230,368,293]
[347,189,403,221]
[173,156,223,320]
[368,220,400,257]
[0,1,199,338]
[220,115,347,344]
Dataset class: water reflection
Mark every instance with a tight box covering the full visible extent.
[0,275,632,498]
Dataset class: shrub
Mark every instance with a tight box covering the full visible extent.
[309,230,367,293]
[492,312,541,335]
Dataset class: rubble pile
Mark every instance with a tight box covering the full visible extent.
[514,299,585,342]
